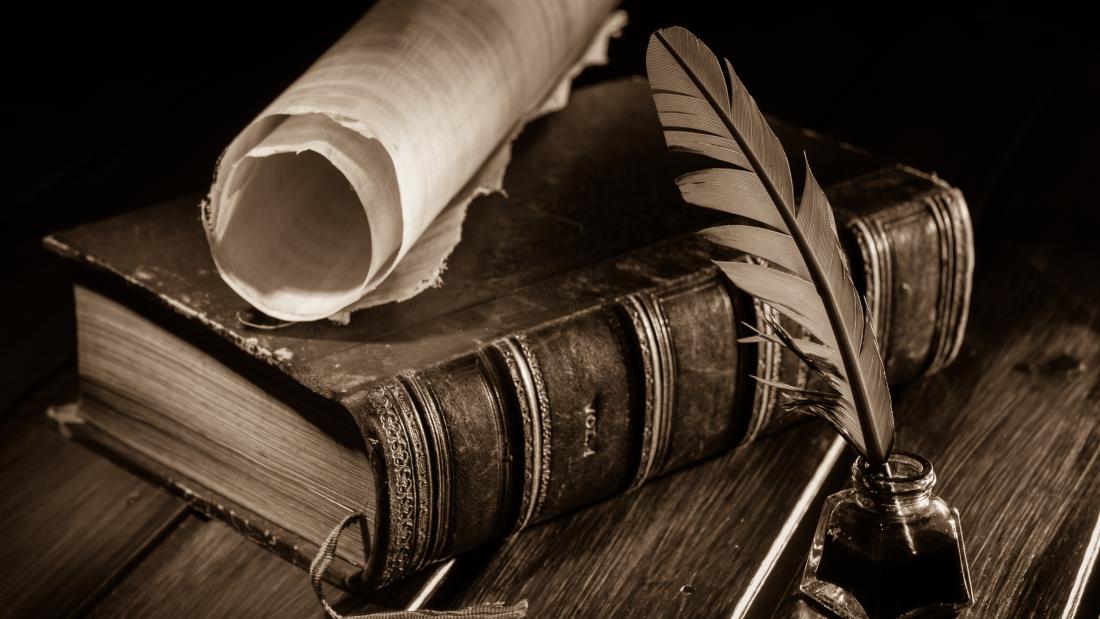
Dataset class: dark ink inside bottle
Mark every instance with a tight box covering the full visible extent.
[801,452,974,618]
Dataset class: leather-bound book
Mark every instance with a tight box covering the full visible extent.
[44,78,973,590]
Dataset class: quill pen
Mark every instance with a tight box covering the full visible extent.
[646,27,895,464]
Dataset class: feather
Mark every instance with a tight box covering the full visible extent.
[646,26,895,464]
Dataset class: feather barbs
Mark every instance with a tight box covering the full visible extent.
[646,26,895,464]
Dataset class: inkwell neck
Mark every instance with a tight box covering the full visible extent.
[852,451,935,514]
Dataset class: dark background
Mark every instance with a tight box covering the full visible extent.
[0,3,1095,408]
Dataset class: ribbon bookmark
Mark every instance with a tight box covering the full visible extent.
[310,512,528,618]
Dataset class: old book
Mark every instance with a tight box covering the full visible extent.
[44,78,972,590]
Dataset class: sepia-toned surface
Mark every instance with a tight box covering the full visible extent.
[2,8,1099,618]
[0,374,186,618]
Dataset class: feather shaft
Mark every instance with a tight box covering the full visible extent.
[647,27,894,463]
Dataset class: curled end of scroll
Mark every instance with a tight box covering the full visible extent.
[206,115,403,322]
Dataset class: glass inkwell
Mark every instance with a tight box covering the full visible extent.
[800,451,974,618]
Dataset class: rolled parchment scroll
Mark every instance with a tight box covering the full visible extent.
[203,0,624,321]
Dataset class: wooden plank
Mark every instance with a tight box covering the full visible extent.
[887,233,1100,616]
[0,371,186,617]
[90,515,321,618]
[431,422,844,617]
[90,514,452,618]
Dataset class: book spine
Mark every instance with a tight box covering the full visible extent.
[746,164,975,438]
[843,166,974,378]
[354,165,973,587]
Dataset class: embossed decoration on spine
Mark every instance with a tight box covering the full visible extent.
[399,373,453,565]
[622,292,676,488]
[494,336,553,532]
[847,216,892,354]
[476,348,518,537]
[370,381,432,586]
[743,298,784,443]
[520,337,554,526]
[924,187,974,374]
[846,180,973,377]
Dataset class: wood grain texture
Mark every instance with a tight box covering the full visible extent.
[884,241,1100,618]
[90,514,454,618]
[0,371,186,618]
[441,422,842,618]
[90,515,323,618]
